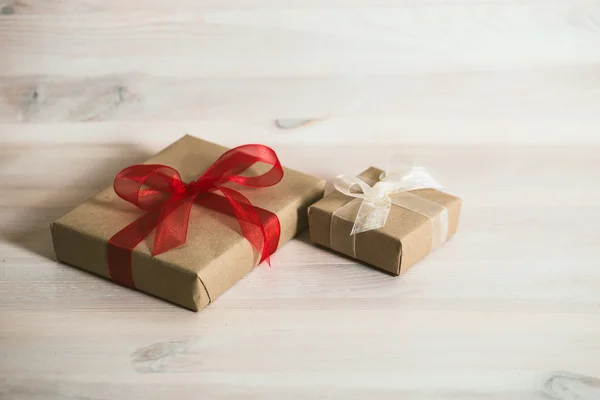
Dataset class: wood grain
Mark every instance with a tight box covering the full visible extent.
[2,2,599,142]
[1,128,600,399]
[1,66,600,123]
[2,4,600,77]
[0,0,588,14]
[4,119,600,145]
[3,0,600,398]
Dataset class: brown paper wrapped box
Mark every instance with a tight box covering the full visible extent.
[51,135,325,311]
[308,167,461,275]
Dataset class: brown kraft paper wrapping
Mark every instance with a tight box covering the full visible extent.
[51,135,326,311]
[308,167,461,275]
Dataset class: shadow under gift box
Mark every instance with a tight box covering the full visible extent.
[308,167,461,276]
[50,135,325,311]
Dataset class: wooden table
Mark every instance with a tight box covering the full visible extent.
[2,2,600,399]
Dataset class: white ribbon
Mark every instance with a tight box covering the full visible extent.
[333,156,447,236]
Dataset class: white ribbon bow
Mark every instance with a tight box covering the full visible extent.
[333,156,445,235]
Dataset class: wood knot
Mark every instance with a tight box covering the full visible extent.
[543,372,600,400]
[0,5,14,15]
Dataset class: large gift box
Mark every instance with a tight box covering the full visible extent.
[308,163,461,275]
[51,135,325,310]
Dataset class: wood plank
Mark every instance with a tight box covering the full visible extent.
[2,116,600,145]
[0,0,587,14]
[1,66,600,122]
[1,5,600,77]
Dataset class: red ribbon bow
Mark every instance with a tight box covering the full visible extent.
[107,144,283,288]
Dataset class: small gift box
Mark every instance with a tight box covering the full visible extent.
[308,157,461,275]
[51,135,325,310]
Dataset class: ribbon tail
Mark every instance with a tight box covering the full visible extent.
[350,199,392,235]
[217,186,276,265]
[152,194,195,256]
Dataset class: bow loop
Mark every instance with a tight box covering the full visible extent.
[334,156,446,235]
[114,164,183,211]
[111,144,283,262]
[198,144,283,188]
[334,175,385,201]
[334,174,395,235]
[380,155,445,192]
[380,166,445,193]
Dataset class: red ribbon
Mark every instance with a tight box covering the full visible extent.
[107,144,283,288]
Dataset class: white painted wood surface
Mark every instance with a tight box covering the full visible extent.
[2,1,600,398]
[1,1,600,143]
[2,129,600,399]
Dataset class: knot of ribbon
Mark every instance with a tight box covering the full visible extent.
[107,144,283,288]
[333,156,445,235]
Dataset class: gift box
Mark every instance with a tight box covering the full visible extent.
[308,163,461,275]
[51,135,325,311]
